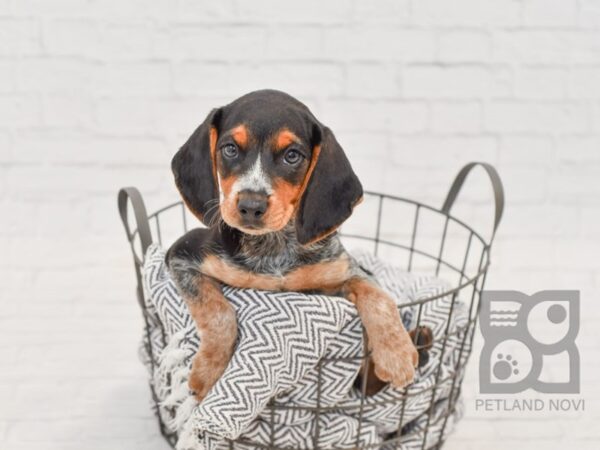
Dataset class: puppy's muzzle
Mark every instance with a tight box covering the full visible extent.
[237,190,268,227]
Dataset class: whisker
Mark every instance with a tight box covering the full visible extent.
[208,209,221,228]
[203,201,222,229]
[211,212,223,229]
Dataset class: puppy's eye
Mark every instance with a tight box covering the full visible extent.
[283,149,303,165]
[221,144,239,159]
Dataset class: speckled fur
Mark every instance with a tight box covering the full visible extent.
[234,221,345,275]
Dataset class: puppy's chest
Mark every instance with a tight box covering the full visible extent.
[236,238,324,276]
[199,231,351,292]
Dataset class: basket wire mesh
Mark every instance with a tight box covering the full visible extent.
[118,162,504,450]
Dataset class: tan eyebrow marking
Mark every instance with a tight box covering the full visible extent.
[230,124,249,148]
[274,129,300,151]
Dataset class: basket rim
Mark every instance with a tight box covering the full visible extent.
[132,190,491,309]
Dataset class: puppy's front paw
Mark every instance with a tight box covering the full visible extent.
[188,371,212,403]
[371,334,419,389]
[188,355,228,403]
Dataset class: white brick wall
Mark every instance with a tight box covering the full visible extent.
[1,1,599,448]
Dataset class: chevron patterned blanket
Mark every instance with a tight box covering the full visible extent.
[140,244,470,450]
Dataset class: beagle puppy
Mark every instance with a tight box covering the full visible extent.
[166,90,431,402]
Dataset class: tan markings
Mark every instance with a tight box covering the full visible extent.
[201,255,281,290]
[273,129,300,150]
[221,178,306,234]
[297,144,320,203]
[269,143,321,243]
[231,124,249,148]
[343,278,418,389]
[185,275,237,402]
[201,254,350,292]
[262,179,302,230]
[282,257,350,291]
[217,140,319,235]
[219,175,236,198]
[218,175,238,226]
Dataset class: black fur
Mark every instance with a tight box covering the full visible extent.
[172,108,222,226]
[170,90,363,243]
[166,90,432,396]
[295,126,363,244]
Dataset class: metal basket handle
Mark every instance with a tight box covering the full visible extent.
[118,187,154,310]
[118,187,153,255]
[441,162,504,243]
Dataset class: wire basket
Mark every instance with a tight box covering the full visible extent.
[118,162,504,450]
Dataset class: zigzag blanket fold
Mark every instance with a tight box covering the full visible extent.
[140,244,469,450]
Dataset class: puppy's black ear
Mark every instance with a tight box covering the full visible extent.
[295,126,363,245]
[172,108,222,226]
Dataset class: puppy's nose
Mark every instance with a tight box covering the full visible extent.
[237,191,268,219]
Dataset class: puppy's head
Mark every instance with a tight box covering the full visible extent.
[172,89,363,245]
